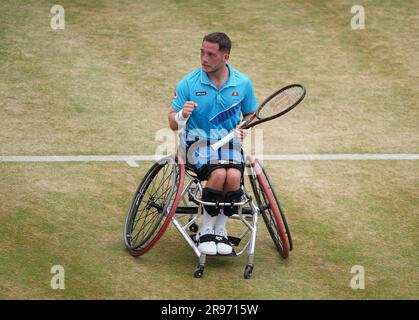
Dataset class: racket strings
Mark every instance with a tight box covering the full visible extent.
[259,86,304,118]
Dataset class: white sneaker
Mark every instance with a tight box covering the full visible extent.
[214,227,232,255]
[197,227,217,255]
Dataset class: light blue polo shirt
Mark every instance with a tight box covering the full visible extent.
[172,64,258,142]
[172,64,258,169]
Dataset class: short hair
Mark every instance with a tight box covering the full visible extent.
[202,32,232,54]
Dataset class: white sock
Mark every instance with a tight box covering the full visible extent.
[214,209,228,235]
[200,209,216,235]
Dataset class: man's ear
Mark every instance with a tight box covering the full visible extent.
[224,53,230,62]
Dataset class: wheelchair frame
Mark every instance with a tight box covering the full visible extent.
[123,154,292,279]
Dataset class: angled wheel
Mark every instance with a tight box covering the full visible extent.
[124,155,185,256]
[246,156,292,258]
[254,158,293,252]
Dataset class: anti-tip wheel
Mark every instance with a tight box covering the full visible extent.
[189,223,199,233]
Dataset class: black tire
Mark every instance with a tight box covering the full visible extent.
[124,156,185,256]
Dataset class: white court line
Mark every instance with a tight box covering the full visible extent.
[261,154,419,160]
[0,154,418,167]
[0,155,156,167]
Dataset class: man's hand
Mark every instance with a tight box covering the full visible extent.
[182,101,198,118]
[234,112,254,141]
[234,124,249,141]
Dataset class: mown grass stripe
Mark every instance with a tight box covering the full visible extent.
[1,154,418,163]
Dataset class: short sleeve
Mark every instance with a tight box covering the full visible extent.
[241,79,258,115]
[172,78,190,111]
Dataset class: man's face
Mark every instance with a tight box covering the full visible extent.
[200,41,229,73]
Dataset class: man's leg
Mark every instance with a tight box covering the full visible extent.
[197,168,226,255]
[223,168,243,216]
[223,167,242,192]
[214,168,243,254]
[206,168,227,190]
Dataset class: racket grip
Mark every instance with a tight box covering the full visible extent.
[210,120,249,151]
[211,131,236,151]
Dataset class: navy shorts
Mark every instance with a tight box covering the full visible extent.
[181,138,244,181]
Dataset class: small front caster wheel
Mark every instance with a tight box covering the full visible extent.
[194,265,205,278]
[244,265,253,279]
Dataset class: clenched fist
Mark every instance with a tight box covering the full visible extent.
[181,101,198,118]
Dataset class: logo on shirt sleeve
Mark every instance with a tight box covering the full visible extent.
[195,91,207,96]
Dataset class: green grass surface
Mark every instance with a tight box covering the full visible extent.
[0,0,418,299]
[0,161,417,299]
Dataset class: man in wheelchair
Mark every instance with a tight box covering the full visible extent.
[168,32,258,255]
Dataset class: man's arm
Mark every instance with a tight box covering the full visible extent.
[168,109,179,131]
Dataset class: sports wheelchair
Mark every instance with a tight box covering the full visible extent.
[123,154,293,279]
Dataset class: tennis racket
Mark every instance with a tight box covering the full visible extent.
[211,84,306,151]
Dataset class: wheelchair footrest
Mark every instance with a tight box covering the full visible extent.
[200,249,238,257]
[216,249,237,257]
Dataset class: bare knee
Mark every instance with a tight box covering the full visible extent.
[226,168,241,182]
[207,168,227,189]
[225,168,242,191]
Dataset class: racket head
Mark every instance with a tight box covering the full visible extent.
[246,84,305,128]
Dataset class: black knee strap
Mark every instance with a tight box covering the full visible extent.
[202,187,224,216]
[223,188,243,216]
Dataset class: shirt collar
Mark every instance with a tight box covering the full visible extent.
[200,63,237,90]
